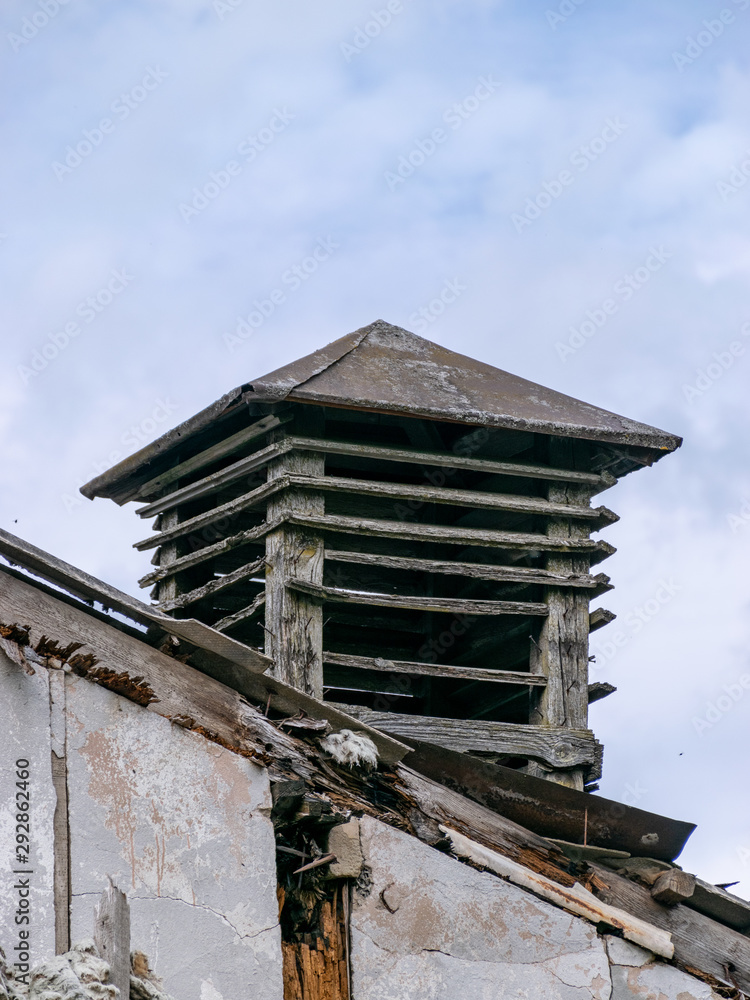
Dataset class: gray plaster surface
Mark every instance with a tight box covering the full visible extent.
[0,649,56,967]
[65,676,283,1000]
[352,816,612,1000]
[605,937,654,968]
[610,963,721,999]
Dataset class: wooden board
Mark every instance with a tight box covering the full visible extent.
[289,579,548,617]
[331,705,602,775]
[323,651,548,686]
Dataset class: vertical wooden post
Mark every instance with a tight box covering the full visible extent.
[530,439,591,791]
[94,882,131,1000]
[265,429,325,699]
[156,509,182,607]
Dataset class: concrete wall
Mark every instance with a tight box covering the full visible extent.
[352,816,721,1000]
[0,653,284,1000]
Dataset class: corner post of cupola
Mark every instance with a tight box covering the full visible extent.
[263,411,326,698]
[530,438,593,791]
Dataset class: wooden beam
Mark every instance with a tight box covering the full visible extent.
[138,512,615,590]
[94,883,131,1000]
[135,435,617,518]
[0,528,272,675]
[326,550,610,591]
[213,591,266,633]
[289,513,615,558]
[290,579,548,616]
[136,413,286,499]
[587,681,616,704]
[651,870,696,906]
[264,436,325,698]
[157,555,266,612]
[331,705,603,776]
[133,473,618,552]
[323,651,548,686]
[289,436,616,490]
[0,566,411,766]
[589,607,616,632]
[590,862,750,993]
[529,440,592,791]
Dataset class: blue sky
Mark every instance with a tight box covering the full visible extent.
[2,0,750,890]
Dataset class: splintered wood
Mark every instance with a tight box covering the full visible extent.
[282,896,349,1000]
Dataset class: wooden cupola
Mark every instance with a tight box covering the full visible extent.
[82,320,681,789]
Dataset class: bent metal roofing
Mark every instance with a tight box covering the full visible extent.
[81,320,681,504]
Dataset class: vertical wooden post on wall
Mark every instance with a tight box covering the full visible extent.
[265,422,325,699]
[94,882,131,1000]
[530,438,592,791]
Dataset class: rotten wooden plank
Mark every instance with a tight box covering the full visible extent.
[158,555,266,612]
[136,413,287,499]
[322,651,548,687]
[290,579,548,617]
[326,549,610,591]
[332,705,603,776]
[213,592,266,633]
[589,607,616,632]
[94,883,130,1000]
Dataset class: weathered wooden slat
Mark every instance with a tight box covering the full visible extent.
[325,549,609,590]
[138,512,615,590]
[138,519,276,587]
[157,555,266,612]
[289,513,615,557]
[331,705,603,775]
[686,878,750,931]
[289,579,547,616]
[134,478,281,551]
[323,651,548,686]
[289,436,615,489]
[133,472,617,552]
[0,527,273,674]
[136,413,286,499]
[213,591,266,633]
[302,474,617,525]
[135,434,616,518]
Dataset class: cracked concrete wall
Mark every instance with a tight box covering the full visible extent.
[352,816,720,1000]
[64,674,284,1000]
[0,648,56,968]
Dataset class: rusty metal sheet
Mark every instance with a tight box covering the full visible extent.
[402,737,695,862]
[248,320,682,452]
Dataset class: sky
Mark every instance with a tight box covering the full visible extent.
[1,0,749,892]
